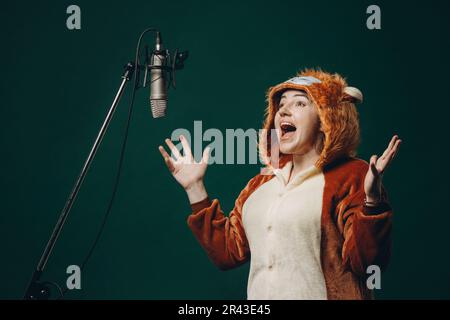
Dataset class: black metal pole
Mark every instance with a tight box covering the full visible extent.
[23,62,135,300]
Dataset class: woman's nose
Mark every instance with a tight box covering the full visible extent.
[279,104,291,116]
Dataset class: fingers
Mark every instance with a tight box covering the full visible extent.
[179,135,193,159]
[387,135,398,151]
[379,136,402,172]
[386,138,402,162]
[158,144,171,160]
[370,155,379,176]
[164,138,182,160]
[391,138,402,160]
[158,146,176,172]
[380,135,398,160]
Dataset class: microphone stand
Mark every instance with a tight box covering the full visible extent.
[23,62,135,300]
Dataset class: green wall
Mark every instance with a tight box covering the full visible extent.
[1,0,449,299]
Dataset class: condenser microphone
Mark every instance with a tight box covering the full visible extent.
[149,31,167,118]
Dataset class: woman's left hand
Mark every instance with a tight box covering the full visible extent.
[364,135,402,205]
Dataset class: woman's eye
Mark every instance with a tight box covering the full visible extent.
[296,101,306,107]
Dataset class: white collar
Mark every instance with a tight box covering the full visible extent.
[273,161,321,188]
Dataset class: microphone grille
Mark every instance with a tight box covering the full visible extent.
[150,99,167,118]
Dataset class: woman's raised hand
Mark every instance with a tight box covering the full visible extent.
[364,135,402,205]
[159,135,210,203]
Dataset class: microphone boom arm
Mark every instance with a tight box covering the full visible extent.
[23,62,135,300]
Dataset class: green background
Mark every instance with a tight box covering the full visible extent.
[1,0,449,299]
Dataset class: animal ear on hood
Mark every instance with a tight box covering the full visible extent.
[342,86,363,104]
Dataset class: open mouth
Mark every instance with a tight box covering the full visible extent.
[280,121,297,140]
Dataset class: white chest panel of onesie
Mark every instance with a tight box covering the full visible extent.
[242,163,328,300]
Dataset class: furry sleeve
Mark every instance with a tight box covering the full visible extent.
[338,184,393,277]
[186,174,270,271]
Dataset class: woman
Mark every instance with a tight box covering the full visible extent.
[158,68,401,300]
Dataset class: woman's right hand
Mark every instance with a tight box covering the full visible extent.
[158,135,210,203]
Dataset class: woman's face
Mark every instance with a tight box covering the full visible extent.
[274,89,322,155]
